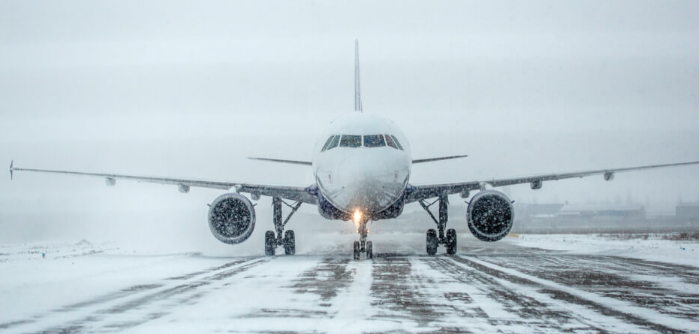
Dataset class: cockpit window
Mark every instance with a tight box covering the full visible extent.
[326,135,341,150]
[321,135,335,152]
[390,135,404,150]
[339,135,362,148]
[385,134,399,149]
[364,135,386,147]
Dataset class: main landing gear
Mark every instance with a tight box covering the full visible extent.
[419,195,457,255]
[353,216,373,260]
[265,197,302,256]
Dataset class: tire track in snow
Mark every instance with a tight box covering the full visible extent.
[369,254,445,327]
[425,257,604,333]
[0,257,258,332]
[242,256,354,320]
[290,257,354,302]
[453,255,690,333]
[14,257,268,334]
[472,253,699,321]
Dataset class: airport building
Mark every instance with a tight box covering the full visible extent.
[676,202,699,220]
[514,203,565,220]
[557,204,646,220]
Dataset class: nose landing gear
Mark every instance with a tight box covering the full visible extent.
[420,195,457,255]
[353,217,373,260]
[265,197,301,256]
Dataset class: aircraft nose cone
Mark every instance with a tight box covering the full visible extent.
[337,157,386,186]
[336,157,402,212]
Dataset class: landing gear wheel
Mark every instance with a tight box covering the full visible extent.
[265,231,276,256]
[426,229,438,255]
[446,228,457,255]
[283,230,296,255]
[353,241,361,260]
[366,241,373,260]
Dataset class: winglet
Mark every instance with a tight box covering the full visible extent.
[9,160,13,180]
[354,39,363,112]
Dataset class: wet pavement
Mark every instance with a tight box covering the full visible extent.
[2,236,698,334]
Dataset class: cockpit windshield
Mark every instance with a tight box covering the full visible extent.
[321,135,335,152]
[364,135,386,147]
[326,135,341,150]
[339,135,362,148]
[321,134,403,151]
[385,134,398,149]
[389,135,404,150]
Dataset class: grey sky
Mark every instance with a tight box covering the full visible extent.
[1,1,699,244]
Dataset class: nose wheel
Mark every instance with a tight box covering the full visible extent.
[353,240,373,260]
[353,217,373,260]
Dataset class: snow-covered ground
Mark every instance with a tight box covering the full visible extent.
[510,233,699,267]
[1,232,698,333]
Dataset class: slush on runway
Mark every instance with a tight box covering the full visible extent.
[2,233,697,334]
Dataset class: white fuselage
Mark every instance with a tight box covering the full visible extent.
[312,113,412,217]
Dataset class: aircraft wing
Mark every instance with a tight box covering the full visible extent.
[9,162,317,204]
[405,160,699,203]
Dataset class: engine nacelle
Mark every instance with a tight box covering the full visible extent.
[208,193,256,244]
[466,190,514,242]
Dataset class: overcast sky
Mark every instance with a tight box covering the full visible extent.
[1,1,699,245]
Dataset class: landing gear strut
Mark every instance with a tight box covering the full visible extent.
[353,216,373,260]
[265,197,301,256]
[419,195,457,255]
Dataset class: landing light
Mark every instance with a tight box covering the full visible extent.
[353,210,362,224]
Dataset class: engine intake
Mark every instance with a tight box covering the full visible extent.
[466,190,514,242]
[208,193,256,244]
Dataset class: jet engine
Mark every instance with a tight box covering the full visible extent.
[466,190,514,242]
[208,193,256,244]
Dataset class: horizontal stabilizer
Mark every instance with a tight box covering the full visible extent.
[248,157,312,166]
[412,155,468,164]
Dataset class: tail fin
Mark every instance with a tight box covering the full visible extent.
[354,39,363,112]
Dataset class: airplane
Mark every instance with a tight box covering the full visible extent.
[9,40,699,260]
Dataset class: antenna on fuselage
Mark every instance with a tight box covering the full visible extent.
[354,39,363,112]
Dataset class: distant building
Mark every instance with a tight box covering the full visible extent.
[676,202,699,220]
[514,203,564,220]
[557,204,646,220]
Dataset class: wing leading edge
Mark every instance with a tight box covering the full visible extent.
[9,164,317,204]
[405,160,699,203]
[412,155,468,164]
[248,157,312,166]
[248,155,469,165]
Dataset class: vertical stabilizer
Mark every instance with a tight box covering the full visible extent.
[354,40,363,112]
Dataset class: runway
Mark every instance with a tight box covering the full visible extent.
[1,233,698,334]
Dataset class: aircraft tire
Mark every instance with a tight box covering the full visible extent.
[284,230,296,255]
[426,229,438,255]
[353,241,361,260]
[265,231,276,256]
[446,228,457,255]
[366,241,373,260]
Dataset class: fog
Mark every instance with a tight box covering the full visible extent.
[1,1,699,251]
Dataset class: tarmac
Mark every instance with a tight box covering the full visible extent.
[1,233,698,334]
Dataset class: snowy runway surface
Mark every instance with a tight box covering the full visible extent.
[1,233,698,334]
